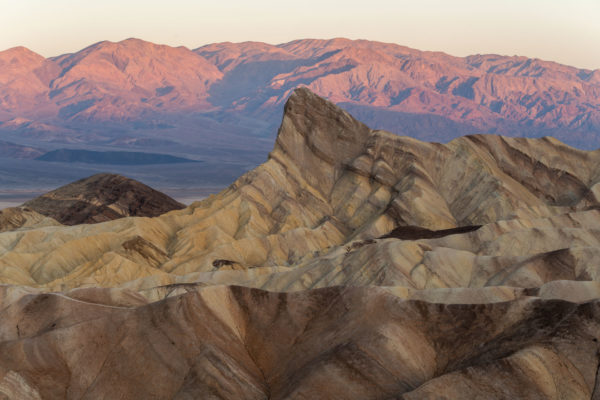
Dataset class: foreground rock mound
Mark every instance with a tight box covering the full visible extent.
[0,285,598,399]
[0,88,599,398]
[22,173,184,225]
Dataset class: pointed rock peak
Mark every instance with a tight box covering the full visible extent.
[271,87,371,195]
[282,87,370,135]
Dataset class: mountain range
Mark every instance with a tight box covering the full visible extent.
[0,37,599,157]
[0,89,599,398]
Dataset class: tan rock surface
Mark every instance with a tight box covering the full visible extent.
[0,207,59,233]
[1,88,600,290]
[0,88,599,398]
[0,285,598,399]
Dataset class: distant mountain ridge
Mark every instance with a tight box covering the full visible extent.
[0,37,599,150]
[36,149,199,165]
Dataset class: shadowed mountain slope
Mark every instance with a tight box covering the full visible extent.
[0,285,598,399]
[0,140,44,159]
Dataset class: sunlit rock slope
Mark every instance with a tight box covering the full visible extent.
[0,88,599,399]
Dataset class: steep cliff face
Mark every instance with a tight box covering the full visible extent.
[0,88,600,398]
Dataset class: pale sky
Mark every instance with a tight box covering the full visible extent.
[1,0,598,69]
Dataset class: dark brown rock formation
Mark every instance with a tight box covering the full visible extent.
[22,173,185,225]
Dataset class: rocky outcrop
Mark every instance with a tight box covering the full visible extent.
[0,88,599,398]
[0,88,599,288]
[22,173,185,225]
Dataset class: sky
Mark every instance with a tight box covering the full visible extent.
[0,0,599,69]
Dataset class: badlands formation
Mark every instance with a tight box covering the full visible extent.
[0,88,599,398]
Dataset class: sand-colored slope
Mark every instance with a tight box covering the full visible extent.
[1,88,600,291]
[0,207,59,234]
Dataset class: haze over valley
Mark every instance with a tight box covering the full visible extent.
[0,37,598,200]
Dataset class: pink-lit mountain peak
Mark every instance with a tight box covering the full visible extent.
[41,38,223,120]
[52,38,221,81]
[0,46,48,74]
[0,45,44,60]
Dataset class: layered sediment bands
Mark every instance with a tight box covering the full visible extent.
[1,88,600,398]
[0,285,598,399]
[1,88,600,289]
[0,207,59,233]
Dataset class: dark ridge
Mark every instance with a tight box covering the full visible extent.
[23,173,185,225]
[380,224,482,240]
[36,149,199,165]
